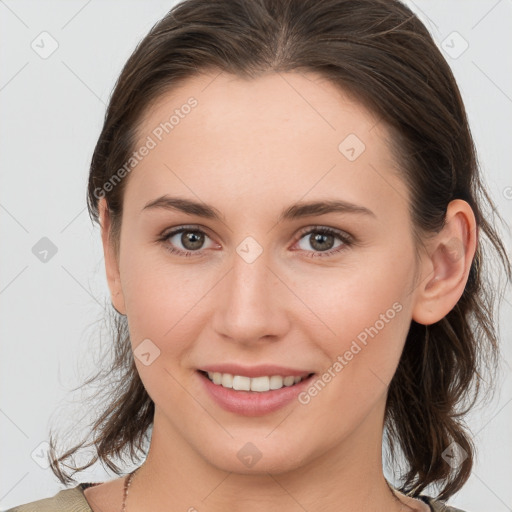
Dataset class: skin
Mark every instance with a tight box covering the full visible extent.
[85,70,477,512]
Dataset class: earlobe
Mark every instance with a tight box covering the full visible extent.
[412,199,477,326]
[98,198,127,316]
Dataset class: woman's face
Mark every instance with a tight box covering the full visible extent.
[102,71,424,474]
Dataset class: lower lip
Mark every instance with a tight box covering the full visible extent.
[197,371,315,416]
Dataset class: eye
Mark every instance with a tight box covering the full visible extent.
[158,225,353,259]
[293,226,352,258]
[159,226,218,257]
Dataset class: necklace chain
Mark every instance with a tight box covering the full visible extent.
[121,469,137,512]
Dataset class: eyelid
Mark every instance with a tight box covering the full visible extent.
[160,223,214,239]
[293,225,354,244]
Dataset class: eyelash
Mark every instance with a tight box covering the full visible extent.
[158,225,353,259]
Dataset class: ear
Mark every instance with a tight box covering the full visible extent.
[98,198,126,315]
[412,199,477,326]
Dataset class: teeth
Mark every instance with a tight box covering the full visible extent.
[221,373,233,388]
[283,376,295,386]
[205,371,306,392]
[250,376,269,392]
[233,375,251,391]
[269,375,283,390]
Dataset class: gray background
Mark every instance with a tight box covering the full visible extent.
[1,1,511,510]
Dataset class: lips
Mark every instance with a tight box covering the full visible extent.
[196,366,317,416]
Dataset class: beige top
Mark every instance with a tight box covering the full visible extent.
[5,483,469,512]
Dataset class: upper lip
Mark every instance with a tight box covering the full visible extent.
[199,364,314,379]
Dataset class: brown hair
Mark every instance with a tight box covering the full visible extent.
[49,0,511,501]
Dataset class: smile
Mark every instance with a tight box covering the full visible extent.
[202,371,312,392]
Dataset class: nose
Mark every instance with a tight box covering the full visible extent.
[211,246,290,347]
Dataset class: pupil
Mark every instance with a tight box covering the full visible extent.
[182,231,204,250]
[311,233,333,251]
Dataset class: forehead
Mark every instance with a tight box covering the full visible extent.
[128,70,409,222]
[138,70,378,145]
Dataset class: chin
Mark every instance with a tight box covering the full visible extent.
[199,437,314,476]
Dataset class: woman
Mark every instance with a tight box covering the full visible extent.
[8,0,510,511]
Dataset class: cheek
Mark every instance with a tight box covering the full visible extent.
[295,247,415,385]
[121,253,211,408]
[119,245,207,355]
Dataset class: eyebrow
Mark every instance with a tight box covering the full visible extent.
[141,195,375,221]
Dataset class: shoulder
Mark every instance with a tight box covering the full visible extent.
[420,494,471,512]
[393,486,470,512]
[4,485,92,512]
